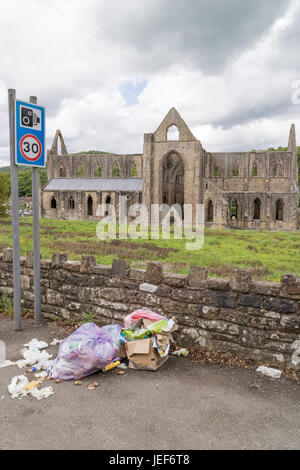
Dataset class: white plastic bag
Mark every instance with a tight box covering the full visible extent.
[256,366,282,379]
[8,375,29,398]
[23,339,48,350]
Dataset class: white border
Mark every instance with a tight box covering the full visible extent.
[15,99,46,168]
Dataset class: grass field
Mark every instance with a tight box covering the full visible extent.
[0,217,299,281]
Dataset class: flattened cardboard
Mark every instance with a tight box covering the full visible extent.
[125,336,169,371]
[126,338,150,356]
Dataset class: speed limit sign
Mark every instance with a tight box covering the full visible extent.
[19,134,42,161]
[15,99,46,167]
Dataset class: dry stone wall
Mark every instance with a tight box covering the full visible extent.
[1,248,300,369]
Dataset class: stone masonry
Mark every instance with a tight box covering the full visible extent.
[42,108,299,229]
[1,248,300,369]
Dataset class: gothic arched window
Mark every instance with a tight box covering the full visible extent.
[253,198,261,220]
[232,164,239,177]
[68,196,75,210]
[95,166,102,177]
[214,165,220,177]
[167,125,179,141]
[276,198,284,221]
[130,163,137,177]
[59,163,66,177]
[206,200,214,222]
[231,199,238,220]
[77,165,84,177]
[87,195,93,216]
[113,164,120,177]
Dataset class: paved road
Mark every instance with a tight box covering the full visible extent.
[0,316,299,450]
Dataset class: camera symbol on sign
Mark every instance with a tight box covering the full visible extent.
[20,106,41,131]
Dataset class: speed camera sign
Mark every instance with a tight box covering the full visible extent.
[15,99,46,167]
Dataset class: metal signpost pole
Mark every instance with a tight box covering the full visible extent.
[8,89,22,331]
[29,95,41,327]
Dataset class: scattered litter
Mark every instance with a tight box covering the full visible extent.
[4,310,180,397]
[50,339,61,346]
[102,360,120,372]
[122,315,176,371]
[172,348,189,357]
[25,380,39,392]
[35,371,48,379]
[117,363,128,370]
[124,309,166,329]
[121,318,175,342]
[8,375,54,400]
[8,375,29,398]
[1,395,4,399]
[0,360,13,368]
[23,339,48,350]
[256,366,282,379]
[17,342,53,371]
[30,386,54,400]
[47,322,122,380]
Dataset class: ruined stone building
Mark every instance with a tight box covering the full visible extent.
[42,108,299,229]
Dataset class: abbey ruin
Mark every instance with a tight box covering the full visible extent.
[42,108,299,230]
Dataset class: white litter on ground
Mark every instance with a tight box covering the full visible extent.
[17,349,53,370]
[16,339,53,370]
[29,386,55,400]
[50,339,61,346]
[23,339,48,350]
[172,348,189,357]
[0,360,13,368]
[1,395,5,400]
[8,375,29,398]
[3,339,55,400]
[256,366,282,379]
[117,363,128,370]
[7,375,54,400]
[35,371,48,378]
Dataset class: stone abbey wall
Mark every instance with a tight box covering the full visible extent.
[1,248,300,369]
[42,108,299,229]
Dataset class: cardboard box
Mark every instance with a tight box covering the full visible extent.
[125,336,169,371]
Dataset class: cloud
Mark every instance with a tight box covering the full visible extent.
[0,0,300,165]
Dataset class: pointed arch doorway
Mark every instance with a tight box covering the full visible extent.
[161,153,184,217]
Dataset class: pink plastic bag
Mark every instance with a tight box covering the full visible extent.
[124,309,166,329]
[47,322,122,380]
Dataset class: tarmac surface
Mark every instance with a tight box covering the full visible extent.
[0,316,300,450]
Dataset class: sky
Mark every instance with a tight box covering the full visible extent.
[1,0,300,166]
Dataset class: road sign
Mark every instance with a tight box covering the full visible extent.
[15,100,46,167]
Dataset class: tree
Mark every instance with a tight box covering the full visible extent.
[0,173,10,217]
[18,170,32,197]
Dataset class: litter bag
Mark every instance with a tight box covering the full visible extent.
[124,309,166,329]
[47,322,122,380]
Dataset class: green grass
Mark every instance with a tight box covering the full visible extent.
[0,293,14,317]
[0,217,299,281]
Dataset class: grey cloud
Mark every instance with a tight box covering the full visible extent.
[213,99,298,130]
[92,0,289,73]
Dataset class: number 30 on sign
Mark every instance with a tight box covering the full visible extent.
[15,100,46,168]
